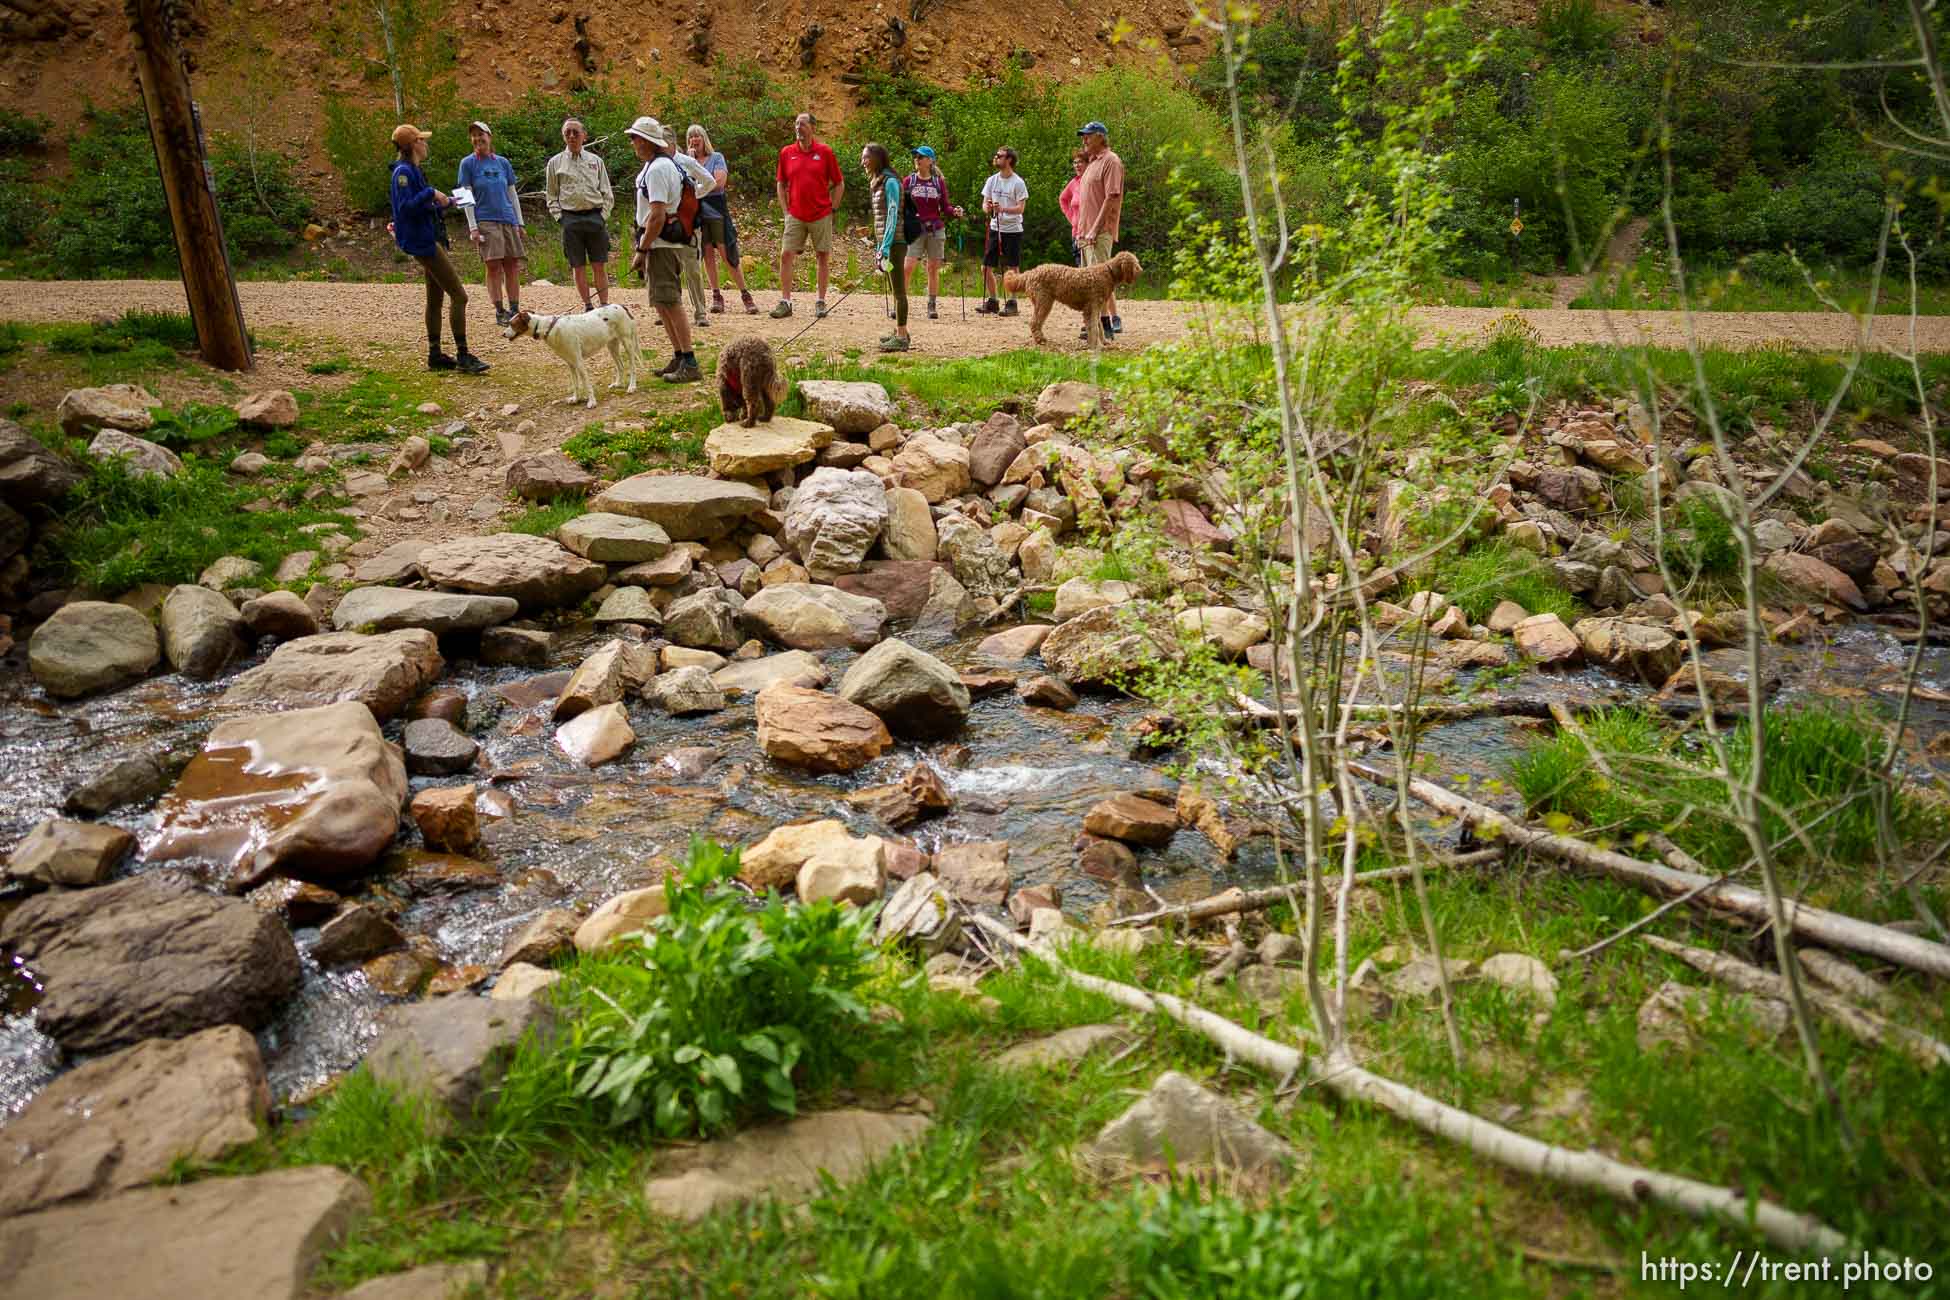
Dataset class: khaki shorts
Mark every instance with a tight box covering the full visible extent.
[1080,232,1115,266]
[698,213,727,248]
[913,228,947,261]
[477,220,526,261]
[645,247,683,306]
[783,213,835,254]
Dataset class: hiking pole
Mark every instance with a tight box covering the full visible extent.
[957,225,967,322]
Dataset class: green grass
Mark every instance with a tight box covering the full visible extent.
[506,500,586,536]
[8,310,201,384]
[295,367,449,443]
[784,348,1139,425]
[1573,249,1950,317]
[560,411,712,477]
[1425,541,1581,624]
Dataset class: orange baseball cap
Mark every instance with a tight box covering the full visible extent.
[391,124,433,148]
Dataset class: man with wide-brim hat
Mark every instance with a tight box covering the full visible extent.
[1074,119,1126,338]
[625,116,700,383]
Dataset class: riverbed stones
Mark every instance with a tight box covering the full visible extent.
[797,835,887,905]
[1511,612,1582,666]
[0,872,301,1052]
[28,600,161,698]
[154,584,241,678]
[642,1108,930,1223]
[589,472,769,540]
[506,450,597,501]
[63,748,181,817]
[741,819,882,893]
[1039,603,1175,689]
[238,589,319,640]
[365,995,557,1132]
[1084,1070,1297,1178]
[402,718,479,777]
[148,700,408,884]
[1573,616,1683,686]
[705,415,835,476]
[838,638,970,738]
[574,886,668,951]
[221,629,442,719]
[1084,794,1177,848]
[783,467,888,580]
[664,589,745,651]
[332,586,519,634]
[742,582,886,650]
[5,818,134,888]
[481,625,551,667]
[492,963,562,1003]
[755,684,892,773]
[58,383,161,437]
[553,638,630,720]
[0,1024,269,1218]
[935,514,1012,598]
[890,434,972,503]
[650,665,725,714]
[1018,674,1078,709]
[933,840,1009,905]
[499,908,580,968]
[311,903,406,965]
[418,533,605,609]
[977,624,1052,660]
[555,701,636,767]
[1053,577,1138,623]
[558,511,673,563]
[849,762,953,828]
[711,649,829,696]
[881,486,938,561]
[876,871,961,954]
[1763,550,1868,611]
[1175,606,1269,658]
[795,379,896,433]
[0,1164,369,1300]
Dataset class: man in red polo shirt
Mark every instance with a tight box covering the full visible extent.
[772,112,845,319]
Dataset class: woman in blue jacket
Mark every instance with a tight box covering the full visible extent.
[389,124,489,374]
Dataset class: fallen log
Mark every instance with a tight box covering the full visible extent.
[975,915,1855,1256]
[1349,761,1950,983]
[1643,935,1949,1072]
[1108,849,1503,929]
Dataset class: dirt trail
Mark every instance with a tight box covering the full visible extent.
[5,279,1950,356]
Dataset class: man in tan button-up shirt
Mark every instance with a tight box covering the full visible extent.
[545,118,615,310]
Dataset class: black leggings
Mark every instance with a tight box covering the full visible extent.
[888,242,908,329]
[414,246,468,347]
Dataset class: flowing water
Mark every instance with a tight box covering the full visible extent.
[4,618,1949,1118]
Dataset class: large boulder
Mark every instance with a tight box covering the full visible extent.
[1573,617,1684,686]
[1511,612,1581,666]
[1033,381,1106,428]
[88,429,181,478]
[1764,550,1868,611]
[235,389,299,429]
[1175,606,1270,659]
[219,629,442,720]
[0,872,301,1052]
[833,560,953,621]
[1084,794,1177,848]
[148,699,408,885]
[505,450,598,501]
[0,418,84,505]
[557,511,672,563]
[0,1025,269,1217]
[664,589,746,651]
[794,379,896,434]
[364,995,557,1133]
[838,638,971,738]
[889,435,972,503]
[935,514,1012,599]
[705,415,834,476]
[29,600,160,698]
[0,1165,369,1300]
[755,683,893,773]
[1040,603,1176,689]
[740,818,884,893]
[742,583,887,651]
[783,467,888,580]
[332,586,519,634]
[589,472,769,541]
[418,533,605,609]
[159,584,243,678]
[881,486,938,561]
[1053,577,1138,623]
[968,414,1027,488]
[57,383,161,437]
[5,818,134,888]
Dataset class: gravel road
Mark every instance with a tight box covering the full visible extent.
[4,279,1947,356]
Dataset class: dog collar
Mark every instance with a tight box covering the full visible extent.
[533,316,556,341]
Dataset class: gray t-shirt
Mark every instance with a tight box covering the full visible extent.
[982,172,1028,234]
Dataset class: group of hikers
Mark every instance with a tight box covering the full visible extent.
[386,107,1126,377]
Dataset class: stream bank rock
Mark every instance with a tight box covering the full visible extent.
[332,587,519,634]
[705,415,835,476]
[742,583,886,651]
[589,472,769,540]
[558,512,673,563]
[0,1164,369,1300]
[641,1108,931,1222]
[0,872,301,1053]
[219,629,443,720]
[418,533,606,609]
[1039,604,1174,689]
[160,584,244,678]
[740,819,885,893]
[28,601,161,698]
[838,639,970,738]
[5,818,135,888]
[0,1025,270,1217]
[364,995,557,1134]
[1084,1071,1298,1177]
[794,380,896,434]
[755,684,892,773]
[783,467,888,580]
[147,700,408,885]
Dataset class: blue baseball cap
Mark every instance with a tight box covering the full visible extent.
[1077,121,1108,136]
[911,145,936,159]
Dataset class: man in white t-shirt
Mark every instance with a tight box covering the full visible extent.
[624,116,699,384]
[978,146,1027,316]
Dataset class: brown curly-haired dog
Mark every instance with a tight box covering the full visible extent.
[716,336,788,427]
[1003,250,1142,348]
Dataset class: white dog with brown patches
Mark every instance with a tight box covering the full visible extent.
[502,305,640,407]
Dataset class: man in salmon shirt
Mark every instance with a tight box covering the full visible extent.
[772,111,845,319]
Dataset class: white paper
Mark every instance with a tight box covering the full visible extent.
[451,186,477,208]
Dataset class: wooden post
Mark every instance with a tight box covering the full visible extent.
[125,0,253,371]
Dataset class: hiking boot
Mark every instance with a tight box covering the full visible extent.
[769,300,794,319]
[742,291,759,314]
[493,305,512,327]
[1110,315,1124,334]
[694,311,710,328]
[879,335,911,353]
[1099,317,1114,340]
[711,291,726,314]
[814,300,829,318]
[977,297,999,314]
[656,354,681,378]
[665,358,702,384]
[428,349,457,371]
[455,351,490,375]
[580,298,596,313]
[1001,299,1019,316]
[927,298,938,319]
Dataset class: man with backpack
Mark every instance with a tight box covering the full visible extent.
[625,116,700,384]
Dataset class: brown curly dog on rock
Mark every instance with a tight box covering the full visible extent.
[716,336,788,427]
[1003,250,1141,348]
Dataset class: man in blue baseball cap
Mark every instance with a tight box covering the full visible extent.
[903,145,962,319]
[1074,120,1125,337]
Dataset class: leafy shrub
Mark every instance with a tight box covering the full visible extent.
[561,411,710,476]
[146,402,241,449]
[567,837,882,1136]
[209,137,317,258]
[1537,0,1621,59]
[506,500,585,536]
[1428,541,1580,623]
[0,160,40,247]
[0,107,49,156]
[1660,494,1739,584]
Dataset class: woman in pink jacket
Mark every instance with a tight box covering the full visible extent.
[1058,150,1087,265]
